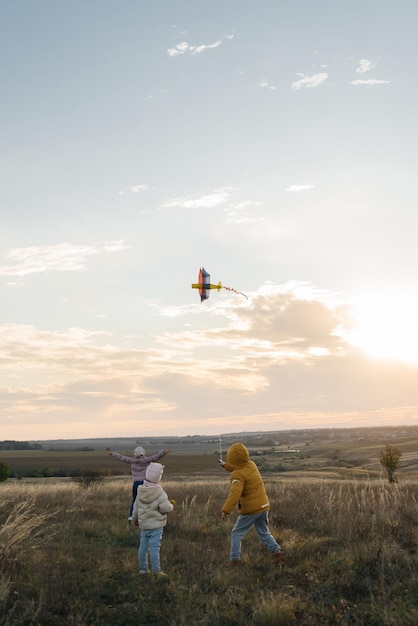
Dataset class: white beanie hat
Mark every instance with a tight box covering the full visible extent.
[145,462,164,484]
[134,446,145,457]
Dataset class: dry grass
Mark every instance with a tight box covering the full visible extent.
[0,477,417,625]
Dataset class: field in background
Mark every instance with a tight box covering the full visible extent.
[2,425,418,481]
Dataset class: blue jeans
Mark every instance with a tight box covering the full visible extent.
[129,480,143,518]
[230,511,281,561]
[139,527,164,572]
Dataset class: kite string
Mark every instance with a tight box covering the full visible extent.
[222,285,248,299]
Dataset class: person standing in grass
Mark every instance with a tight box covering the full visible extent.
[219,442,285,567]
[107,446,171,522]
[132,462,174,575]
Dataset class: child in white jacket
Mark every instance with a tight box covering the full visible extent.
[132,462,174,575]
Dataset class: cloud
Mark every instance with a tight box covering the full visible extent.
[291,73,328,90]
[285,184,315,192]
[0,241,129,277]
[161,188,231,210]
[351,58,388,86]
[224,201,264,224]
[2,282,418,438]
[119,184,150,195]
[131,185,149,193]
[167,41,189,57]
[350,79,390,86]
[356,58,375,74]
[160,281,353,364]
[167,39,223,57]
[259,80,277,91]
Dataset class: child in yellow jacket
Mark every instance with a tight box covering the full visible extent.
[220,442,284,567]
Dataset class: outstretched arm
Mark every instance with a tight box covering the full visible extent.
[106,451,133,465]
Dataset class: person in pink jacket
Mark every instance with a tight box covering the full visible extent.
[107,446,171,521]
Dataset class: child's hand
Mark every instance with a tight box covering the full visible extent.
[218,459,225,466]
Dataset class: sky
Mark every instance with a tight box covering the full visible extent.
[1,1,418,441]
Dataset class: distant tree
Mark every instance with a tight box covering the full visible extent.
[0,440,42,450]
[70,469,104,489]
[0,460,10,482]
[379,444,402,483]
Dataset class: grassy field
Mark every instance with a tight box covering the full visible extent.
[0,450,220,480]
[1,429,418,624]
[1,476,417,625]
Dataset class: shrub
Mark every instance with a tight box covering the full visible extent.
[0,461,9,482]
[70,468,104,488]
[379,444,402,483]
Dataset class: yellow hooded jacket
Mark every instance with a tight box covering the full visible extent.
[221,443,270,515]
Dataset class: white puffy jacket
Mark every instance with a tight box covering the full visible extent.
[132,485,174,529]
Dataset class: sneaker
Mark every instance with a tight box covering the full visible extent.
[226,560,243,568]
[273,552,285,566]
[139,570,149,575]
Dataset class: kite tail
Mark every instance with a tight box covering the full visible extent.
[222,285,248,299]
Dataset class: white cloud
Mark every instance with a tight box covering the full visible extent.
[119,184,151,195]
[161,188,231,209]
[259,80,277,91]
[161,189,263,222]
[285,184,315,192]
[225,201,264,224]
[356,58,375,74]
[167,39,223,57]
[0,241,129,277]
[291,73,328,90]
[351,79,389,86]
[190,40,222,54]
[131,185,149,193]
[167,41,190,57]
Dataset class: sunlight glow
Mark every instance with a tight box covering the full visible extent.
[350,292,418,364]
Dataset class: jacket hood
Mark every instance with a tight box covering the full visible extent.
[226,443,250,468]
[137,485,163,504]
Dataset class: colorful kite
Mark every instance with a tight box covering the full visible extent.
[192,267,247,301]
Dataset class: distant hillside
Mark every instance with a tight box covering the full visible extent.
[28,424,418,451]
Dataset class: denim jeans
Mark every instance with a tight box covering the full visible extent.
[129,480,144,518]
[139,527,164,572]
[230,510,281,561]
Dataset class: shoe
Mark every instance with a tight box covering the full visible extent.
[139,570,149,575]
[152,571,167,577]
[226,560,243,568]
[273,552,285,565]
